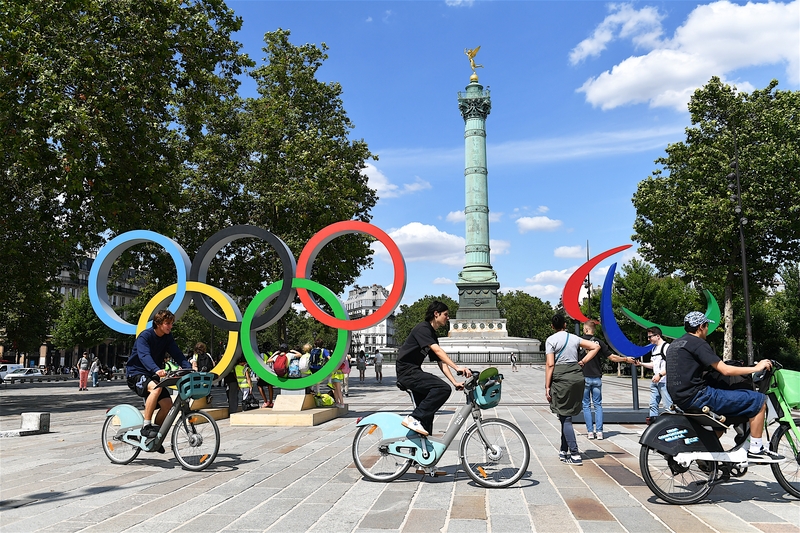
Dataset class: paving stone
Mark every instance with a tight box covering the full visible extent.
[402,508,447,532]
[450,494,486,520]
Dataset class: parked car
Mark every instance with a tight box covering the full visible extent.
[0,364,24,380]
[3,368,44,382]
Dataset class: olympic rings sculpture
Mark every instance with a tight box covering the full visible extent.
[89,221,407,389]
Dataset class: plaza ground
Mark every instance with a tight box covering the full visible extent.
[1,364,798,532]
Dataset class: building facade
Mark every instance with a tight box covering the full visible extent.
[344,284,396,354]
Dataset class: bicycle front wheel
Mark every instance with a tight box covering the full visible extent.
[101,416,141,465]
[459,418,530,488]
[352,423,411,482]
[639,445,716,504]
[171,411,220,471]
[770,422,800,499]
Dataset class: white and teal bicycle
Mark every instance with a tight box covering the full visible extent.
[101,371,220,471]
[352,368,530,487]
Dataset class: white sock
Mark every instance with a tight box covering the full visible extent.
[143,419,152,427]
[750,437,763,452]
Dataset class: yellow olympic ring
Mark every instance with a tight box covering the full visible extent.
[137,281,241,378]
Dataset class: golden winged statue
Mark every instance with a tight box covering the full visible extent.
[465,46,483,74]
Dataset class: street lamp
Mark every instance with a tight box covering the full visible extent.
[728,138,754,365]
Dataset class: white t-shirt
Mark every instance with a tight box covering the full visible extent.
[651,342,670,382]
[374,352,383,365]
[545,331,582,365]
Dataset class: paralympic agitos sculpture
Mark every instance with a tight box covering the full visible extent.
[562,245,720,357]
[89,221,406,390]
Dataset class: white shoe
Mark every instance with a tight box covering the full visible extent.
[596,432,604,440]
[587,432,596,440]
[401,416,429,436]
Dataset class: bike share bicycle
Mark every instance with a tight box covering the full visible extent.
[352,368,531,488]
[639,360,800,503]
[102,370,220,471]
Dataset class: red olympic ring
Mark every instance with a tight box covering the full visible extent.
[296,220,407,331]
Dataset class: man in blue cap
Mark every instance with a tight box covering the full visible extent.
[666,311,782,462]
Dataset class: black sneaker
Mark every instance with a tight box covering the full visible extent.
[747,447,784,463]
[141,424,159,439]
[564,454,583,466]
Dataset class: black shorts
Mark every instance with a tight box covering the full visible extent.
[127,374,170,402]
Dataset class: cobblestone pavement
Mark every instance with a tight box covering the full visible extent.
[1,365,798,532]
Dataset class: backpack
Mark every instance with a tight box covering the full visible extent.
[288,357,301,378]
[309,348,329,372]
[197,352,215,372]
[272,351,289,377]
[298,353,311,374]
[314,393,334,407]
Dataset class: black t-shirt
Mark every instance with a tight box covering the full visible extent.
[580,334,612,378]
[666,333,720,406]
[396,322,441,367]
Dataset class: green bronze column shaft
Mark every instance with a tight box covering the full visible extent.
[455,77,500,320]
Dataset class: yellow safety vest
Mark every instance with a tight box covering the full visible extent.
[235,365,250,388]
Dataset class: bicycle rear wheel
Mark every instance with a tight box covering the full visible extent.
[639,445,716,504]
[101,416,140,465]
[770,422,800,499]
[352,423,411,482]
[459,418,530,488]
[171,411,219,471]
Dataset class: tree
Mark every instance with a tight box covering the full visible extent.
[171,29,378,341]
[393,295,459,346]
[1,0,250,350]
[52,292,110,354]
[632,77,800,359]
[497,291,553,342]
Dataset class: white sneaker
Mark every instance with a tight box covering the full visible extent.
[587,432,596,440]
[401,416,429,436]
[596,432,604,440]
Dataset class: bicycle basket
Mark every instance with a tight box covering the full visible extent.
[775,369,800,409]
[177,372,214,401]
[474,367,502,409]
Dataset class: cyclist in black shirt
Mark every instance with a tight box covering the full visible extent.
[395,301,468,436]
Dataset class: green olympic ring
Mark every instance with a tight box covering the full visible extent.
[241,278,349,390]
[621,289,721,339]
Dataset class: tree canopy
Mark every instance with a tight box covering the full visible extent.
[393,295,459,346]
[631,77,800,358]
[497,290,553,342]
[1,0,250,351]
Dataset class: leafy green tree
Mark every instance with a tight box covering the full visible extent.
[632,77,800,358]
[52,292,111,353]
[1,0,250,351]
[393,295,459,346]
[497,291,553,342]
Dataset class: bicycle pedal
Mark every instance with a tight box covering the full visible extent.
[415,467,447,477]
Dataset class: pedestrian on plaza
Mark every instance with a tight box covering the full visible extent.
[191,342,216,373]
[330,356,346,408]
[373,349,384,382]
[356,350,367,382]
[78,352,90,391]
[637,327,673,424]
[256,344,276,408]
[510,352,518,372]
[545,314,600,466]
[580,320,633,440]
[341,351,352,396]
[90,356,100,387]
[234,358,252,409]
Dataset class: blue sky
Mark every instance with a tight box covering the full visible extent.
[228,0,799,307]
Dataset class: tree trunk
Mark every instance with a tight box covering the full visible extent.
[723,283,734,360]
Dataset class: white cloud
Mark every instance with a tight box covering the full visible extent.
[516,216,562,233]
[537,206,549,214]
[362,163,431,199]
[373,222,509,266]
[502,284,563,304]
[446,210,465,223]
[379,222,464,266]
[575,1,800,110]
[447,210,502,223]
[570,4,664,65]
[382,10,393,23]
[526,268,577,285]
[433,277,453,285]
[445,0,475,6]
[365,16,372,23]
[554,245,585,259]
